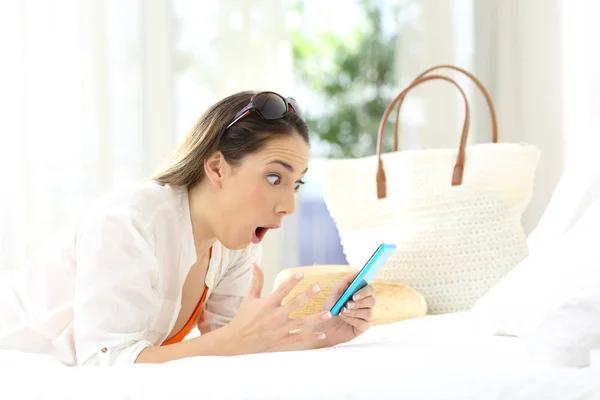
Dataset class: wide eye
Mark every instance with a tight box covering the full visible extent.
[267,174,281,186]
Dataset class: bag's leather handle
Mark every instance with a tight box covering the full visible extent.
[392,64,498,151]
[376,74,470,199]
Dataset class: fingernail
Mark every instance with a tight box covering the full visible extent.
[322,312,332,320]
[342,307,347,314]
[295,272,303,281]
[347,301,355,309]
[317,333,327,340]
[312,284,320,294]
[353,293,361,301]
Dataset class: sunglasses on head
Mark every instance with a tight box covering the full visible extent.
[225,91,305,130]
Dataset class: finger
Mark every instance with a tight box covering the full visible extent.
[280,284,321,316]
[342,270,360,284]
[329,270,360,296]
[351,285,375,302]
[286,310,332,332]
[245,264,264,299]
[285,330,328,351]
[267,270,304,307]
[339,314,370,334]
[345,296,376,311]
[341,306,375,322]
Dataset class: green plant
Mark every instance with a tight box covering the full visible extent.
[290,0,399,158]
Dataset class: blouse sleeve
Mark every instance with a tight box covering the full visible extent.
[197,244,261,334]
[73,208,161,366]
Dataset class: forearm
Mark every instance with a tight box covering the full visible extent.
[135,326,237,364]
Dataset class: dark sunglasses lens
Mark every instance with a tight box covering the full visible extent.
[287,97,304,120]
[253,93,287,119]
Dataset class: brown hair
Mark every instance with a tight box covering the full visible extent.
[152,91,309,188]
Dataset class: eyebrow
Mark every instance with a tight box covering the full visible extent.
[268,160,308,175]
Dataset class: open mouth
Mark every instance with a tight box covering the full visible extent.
[251,225,281,244]
[252,227,270,244]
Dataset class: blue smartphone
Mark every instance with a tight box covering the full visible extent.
[330,243,397,316]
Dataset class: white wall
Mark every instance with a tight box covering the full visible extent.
[474,0,565,233]
[560,0,600,172]
[474,0,600,233]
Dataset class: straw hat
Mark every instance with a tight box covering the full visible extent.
[273,265,427,326]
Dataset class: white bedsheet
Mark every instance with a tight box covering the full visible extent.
[1,313,599,400]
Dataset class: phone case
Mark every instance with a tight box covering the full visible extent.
[330,243,396,316]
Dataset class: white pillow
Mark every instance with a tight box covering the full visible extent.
[471,185,600,367]
[528,167,600,247]
[525,279,600,368]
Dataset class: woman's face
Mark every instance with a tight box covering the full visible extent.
[213,132,309,250]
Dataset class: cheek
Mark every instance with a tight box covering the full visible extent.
[225,174,271,211]
[246,181,270,207]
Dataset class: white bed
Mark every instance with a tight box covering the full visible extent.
[1,312,599,400]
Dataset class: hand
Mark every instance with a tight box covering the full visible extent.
[313,271,376,347]
[224,264,333,355]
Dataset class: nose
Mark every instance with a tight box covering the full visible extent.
[276,190,296,216]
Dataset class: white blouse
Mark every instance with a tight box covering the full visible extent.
[0,182,261,366]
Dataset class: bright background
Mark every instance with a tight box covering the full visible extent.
[0,0,599,293]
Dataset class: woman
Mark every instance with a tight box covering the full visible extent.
[0,91,376,366]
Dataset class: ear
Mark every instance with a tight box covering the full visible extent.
[203,151,230,189]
